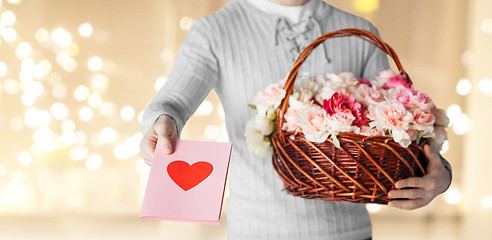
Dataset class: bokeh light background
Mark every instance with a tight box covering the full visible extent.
[0,0,491,239]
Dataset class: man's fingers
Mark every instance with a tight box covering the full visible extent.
[388,199,426,210]
[394,177,425,189]
[139,134,157,165]
[388,188,427,200]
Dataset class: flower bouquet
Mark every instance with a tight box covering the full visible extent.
[244,29,449,204]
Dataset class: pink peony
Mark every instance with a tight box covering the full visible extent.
[359,125,384,137]
[368,101,413,130]
[388,87,435,111]
[411,109,435,131]
[323,92,366,127]
[384,75,413,89]
[357,78,372,86]
[354,84,385,106]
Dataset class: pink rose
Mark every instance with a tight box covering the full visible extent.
[253,83,286,108]
[388,87,435,111]
[282,108,301,132]
[375,70,399,87]
[359,125,383,137]
[369,101,413,130]
[412,109,435,127]
[354,84,385,106]
[298,107,330,142]
[323,92,366,127]
[326,111,357,134]
[384,75,413,89]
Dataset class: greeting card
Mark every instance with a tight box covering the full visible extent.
[140,139,232,225]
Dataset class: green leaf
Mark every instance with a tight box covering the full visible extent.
[331,134,341,148]
[248,104,256,109]
[416,131,421,144]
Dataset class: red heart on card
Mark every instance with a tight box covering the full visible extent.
[167,160,213,191]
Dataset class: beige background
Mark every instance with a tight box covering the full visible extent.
[0,0,490,239]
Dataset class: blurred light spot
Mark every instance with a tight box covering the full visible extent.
[52,83,67,99]
[444,188,461,205]
[1,11,16,26]
[3,78,20,94]
[479,78,492,96]
[78,106,93,122]
[456,78,471,96]
[154,76,167,91]
[34,60,52,79]
[62,58,77,72]
[204,125,219,140]
[74,131,87,145]
[197,100,213,116]
[61,131,76,146]
[99,102,116,116]
[180,17,194,31]
[15,42,32,59]
[10,117,23,131]
[218,124,229,142]
[56,51,70,64]
[51,28,72,47]
[18,151,32,166]
[33,127,54,143]
[114,144,128,160]
[3,27,17,42]
[440,140,449,154]
[120,105,135,121]
[85,154,102,171]
[100,127,116,143]
[88,93,102,108]
[73,85,90,101]
[25,108,40,128]
[61,119,76,132]
[481,196,492,209]
[90,74,109,93]
[87,56,103,71]
[482,18,492,33]
[79,23,93,37]
[366,203,382,213]
[453,113,471,135]
[160,49,174,63]
[137,159,150,173]
[0,164,6,177]
[0,61,7,77]
[38,110,52,126]
[19,70,33,82]
[7,0,22,4]
[353,0,379,13]
[69,146,89,161]
[446,104,461,125]
[25,81,44,98]
[66,43,79,57]
[51,102,68,120]
[35,28,50,42]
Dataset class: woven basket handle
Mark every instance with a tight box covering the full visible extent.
[276,28,411,132]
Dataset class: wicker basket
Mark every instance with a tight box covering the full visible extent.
[271,28,428,204]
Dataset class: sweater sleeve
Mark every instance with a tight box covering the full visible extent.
[361,24,390,79]
[141,18,219,136]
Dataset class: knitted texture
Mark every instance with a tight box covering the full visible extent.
[142,0,390,239]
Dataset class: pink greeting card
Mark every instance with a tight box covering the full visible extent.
[140,139,232,225]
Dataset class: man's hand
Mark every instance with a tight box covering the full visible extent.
[387,144,451,210]
[139,114,178,166]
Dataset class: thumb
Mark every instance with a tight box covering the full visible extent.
[424,144,441,170]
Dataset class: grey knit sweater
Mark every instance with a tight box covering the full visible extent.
[142,0,390,239]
